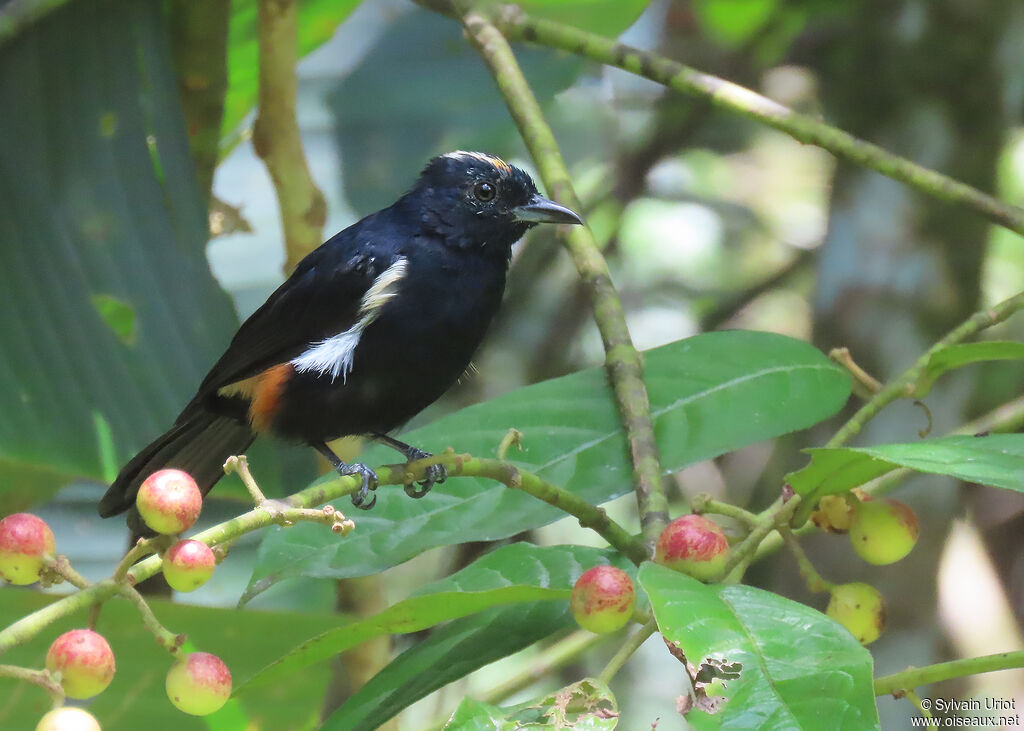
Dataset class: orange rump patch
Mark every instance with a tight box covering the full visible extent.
[246,364,294,432]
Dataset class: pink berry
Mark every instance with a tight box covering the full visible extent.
[45,629,115,699]
[165,652,232,715]
[163,539,216,592]
[655,515,730,581]
[136,469,202,535]
[35,707,102,731]
[570,566,636,634]
[0,513,56,585]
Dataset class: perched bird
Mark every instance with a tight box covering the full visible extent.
[99,152,582,520]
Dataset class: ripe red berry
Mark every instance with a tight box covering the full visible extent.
[849,498,919,565]
[45,629,115,699]
[163,539,216,592]
[570,566,636,634]
[136,469,202,535]
[655,515,730,581]
[826,582,886,645]
[35,706,102,731]
[165,652,232,715]
[0,513,56,585]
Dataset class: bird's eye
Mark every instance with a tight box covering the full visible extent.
[473,181,496,202]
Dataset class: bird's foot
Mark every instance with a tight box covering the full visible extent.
[403,446,447,499]
[336,462,378,510]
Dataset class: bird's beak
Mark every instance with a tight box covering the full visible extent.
[513,194,583,226]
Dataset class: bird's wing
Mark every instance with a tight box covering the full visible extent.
[196,233,402,398]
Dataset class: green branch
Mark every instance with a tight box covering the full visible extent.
[826,290,1024,449]
[458,8,668,545]
[875,651,1024,696]
[597,617,657,685]
[0,455,644,655]
[470,5,1024,238]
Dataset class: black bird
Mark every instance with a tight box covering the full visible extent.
[99,152,582,519]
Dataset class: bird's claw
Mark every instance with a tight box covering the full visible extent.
[403,451,446,499]
[341,462,378,510]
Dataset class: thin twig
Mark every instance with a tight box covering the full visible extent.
[597,617,657,685]
[874,651,1024,696]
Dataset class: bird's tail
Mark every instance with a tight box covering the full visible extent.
[99,407,255,519]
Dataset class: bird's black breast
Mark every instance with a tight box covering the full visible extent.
[270,235,509,442]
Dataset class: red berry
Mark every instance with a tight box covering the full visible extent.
[45,629,115,699]
[163,539,216,592]
[570,566,636,634]
[165,652,232,715]
[136,469,202,535]
[35,707,102,731]
[849,498,919,565]
[655,515,730,581]
[0,513,56,585]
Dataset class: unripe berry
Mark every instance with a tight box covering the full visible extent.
[849,498,919,565]
[0,513,56,585]
[36,707,102,731]
[810,494,853,534]
[45,629,115,699]
[136,469,202,535]
[165,652,232,715]
[655,515,730,581]
[163,539,216,592]
[826,582,886,645]
[570,566,636,634]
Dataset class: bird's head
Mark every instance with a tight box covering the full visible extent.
[408,151,582,255]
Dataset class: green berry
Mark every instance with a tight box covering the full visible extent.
[849,498,919,565]
[826,582,886,645]
[570,566,636,634]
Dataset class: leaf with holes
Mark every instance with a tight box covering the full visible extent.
[639,563,879,729]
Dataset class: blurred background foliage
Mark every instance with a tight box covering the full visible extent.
[1,0,1023,728]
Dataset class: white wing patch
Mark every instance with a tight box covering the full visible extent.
[290,257,408,382]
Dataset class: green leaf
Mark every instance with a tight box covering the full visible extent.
[916,342,1024,396]
[322,601,575,731]
[0,0,241,509]
[222,0,360,142]
[693,0,778,46]
[509,0,650,37]
[246,331,849,597]
[0,589,341,731]
[444,679,618,730]
[788,435,1024,510]
[638,563,879,730]
[244,543,629,686]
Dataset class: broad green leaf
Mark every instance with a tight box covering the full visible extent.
[244,543,629,685]
[246,331,849,597]
[222,0,360,142]
[322,601,575,731]
[916,342,1024,396]
[444,678,618,730]
[0,588,341,731]
[510,0,650,37]
[693,0,777,45]
[788,435,1024,511]
[638,563,879,730]
[0,0,242,509]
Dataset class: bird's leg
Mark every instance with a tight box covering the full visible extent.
[312,441,378,510]
[372,433,447,498]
